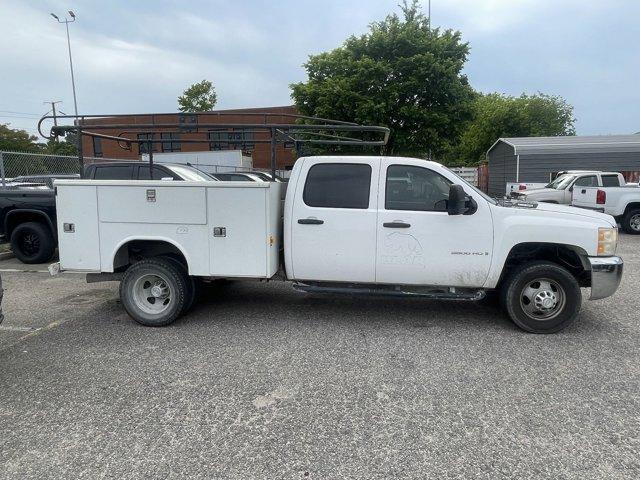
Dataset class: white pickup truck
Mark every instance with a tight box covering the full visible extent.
[52,156,623,334]
[572,183,640,234]
[510,171,625,204]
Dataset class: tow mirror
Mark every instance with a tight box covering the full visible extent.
[447,184,476,216]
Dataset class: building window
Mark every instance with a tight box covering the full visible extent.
[161,132,181,152]
[92,136,103,157]
[208,129,254,152]
[137,133,157,154]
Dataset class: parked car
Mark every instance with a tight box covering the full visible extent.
[52,156,623,334]
[210,172,265,182]
[84,162,216,181]
[510,171,625,204]
[0,162,216,264]
[572,183,640,234]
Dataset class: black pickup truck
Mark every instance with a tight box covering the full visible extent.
[0,163,216,264]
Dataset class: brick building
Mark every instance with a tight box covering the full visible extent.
[80,105,298,170]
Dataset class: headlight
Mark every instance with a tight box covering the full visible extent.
[597,227,618,256]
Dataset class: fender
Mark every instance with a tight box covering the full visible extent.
[108,236,193,274]
[5,208,57,239]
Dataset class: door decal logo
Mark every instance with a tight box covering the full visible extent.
[381,232,424,268]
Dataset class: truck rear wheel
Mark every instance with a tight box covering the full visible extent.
[161,255,199,314]
[621,208,640,234]
[120,257,188,327]
[500,261,581,334]
[10,221,55,264]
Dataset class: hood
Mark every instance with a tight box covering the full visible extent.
[518,188,555,197]
[529,201,616,226]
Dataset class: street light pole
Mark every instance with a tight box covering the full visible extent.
[51,11,78,117]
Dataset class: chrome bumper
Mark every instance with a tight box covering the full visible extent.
[588,256,623,300]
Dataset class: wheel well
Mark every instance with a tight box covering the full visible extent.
[623,202,640,216]
[6,210,53,237]
[499,243,590,288]
[113,240,188,272]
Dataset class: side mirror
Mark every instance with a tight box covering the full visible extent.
[447,184,476,216]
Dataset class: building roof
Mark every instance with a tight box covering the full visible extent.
[487,134,640,156]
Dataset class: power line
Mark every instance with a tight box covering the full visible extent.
[0,110,41,117]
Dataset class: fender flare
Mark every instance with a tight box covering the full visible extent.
[109,236,193,274]
[5,209,56,238]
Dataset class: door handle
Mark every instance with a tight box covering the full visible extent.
[383,221,410,228]
[298,218,324,225]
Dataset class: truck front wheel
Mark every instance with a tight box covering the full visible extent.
[10,221,55,264]
[120,257,189,327]
[500,261,581,333]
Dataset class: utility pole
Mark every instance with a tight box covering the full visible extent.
[44,100,62,128]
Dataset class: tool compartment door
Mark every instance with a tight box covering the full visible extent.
[56,184,101,271]
[208,184,269,277]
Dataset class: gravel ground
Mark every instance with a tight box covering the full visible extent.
[0,236,638,479]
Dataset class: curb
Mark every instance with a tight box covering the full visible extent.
[0,251,15,261]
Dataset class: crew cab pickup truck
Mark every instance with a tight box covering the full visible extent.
[572,184,640,234]
[510,171,625,204]
[51,156,623,334]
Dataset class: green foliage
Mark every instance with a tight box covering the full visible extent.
[290,0,476,157]
[178,79,218,112]
[447,93,576,166]
[0,124,43,152]
[45,136,78,156]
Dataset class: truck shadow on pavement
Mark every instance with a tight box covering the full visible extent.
[181,280,519,333]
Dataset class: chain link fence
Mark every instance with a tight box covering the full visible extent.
[0,150,290,188]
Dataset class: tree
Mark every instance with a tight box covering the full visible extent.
[178,80,218,112]
[448,93,576,166]
[44,135,77,156]
[290,1,476,157]
[0,124,43,152]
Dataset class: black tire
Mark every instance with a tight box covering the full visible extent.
[10,221,55,264]
[161,255,199,313]
[120,257,188,327]
[500,261,581,334]
[621,208,640,235]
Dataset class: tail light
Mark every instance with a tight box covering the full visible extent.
[596,189,606,205]
[518,184,526,190]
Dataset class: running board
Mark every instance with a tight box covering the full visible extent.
[293,282,485,301]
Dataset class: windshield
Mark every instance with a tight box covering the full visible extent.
[445,167,497,204]
[166,165,215,182]
[546,174,576,190]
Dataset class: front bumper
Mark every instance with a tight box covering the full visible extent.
[588,256,623,300]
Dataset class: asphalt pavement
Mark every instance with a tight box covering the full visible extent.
[0,237,638,479]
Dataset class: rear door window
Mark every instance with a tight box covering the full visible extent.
[601,175,621,187]
[93,165,134,180]
[303,163,372,209]
[137,166,173,180]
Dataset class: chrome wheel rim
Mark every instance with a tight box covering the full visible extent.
[132,273,173,315]
[520,278,566,321]
[630,214,640,232]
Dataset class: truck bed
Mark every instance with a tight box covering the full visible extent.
[55,180,282,277]
[572,184,640,216]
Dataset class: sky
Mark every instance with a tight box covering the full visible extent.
[1,0,638,139]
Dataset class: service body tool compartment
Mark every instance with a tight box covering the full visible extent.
[207,182,281,277]
[55,180,282,279]
[55,184,101,271]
